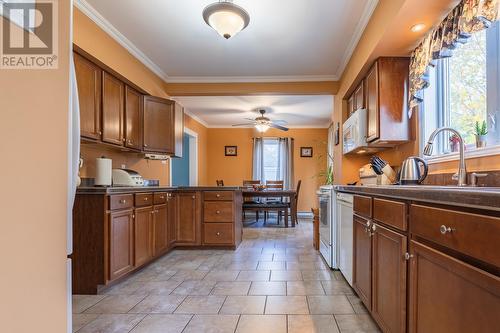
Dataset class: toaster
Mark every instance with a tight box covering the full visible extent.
[112,169,144,187]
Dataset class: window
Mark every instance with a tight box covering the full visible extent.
[262,138,280,181]
[421,21,500,156]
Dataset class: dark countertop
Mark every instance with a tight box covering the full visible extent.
[77,186,242,194]
[335,185,500,212]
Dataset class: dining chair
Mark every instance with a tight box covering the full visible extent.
[216,179,224,187]
[242,180,261,221]
[264,180,284,222]
[282,180,301,226]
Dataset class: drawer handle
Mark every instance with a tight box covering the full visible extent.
[440,225,455,235]
[216,194,221,198]
[216,232,221,236]
[144,197,148,201]
[119,199,126,204]
[160,196,165,199]
[216,210,221,214]
[192,196,196,199]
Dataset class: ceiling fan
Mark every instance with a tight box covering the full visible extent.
[232,109,289,132]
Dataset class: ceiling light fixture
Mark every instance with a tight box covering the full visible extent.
[202,0,250,39]
[255,123,270,133]
[410,23,426,32]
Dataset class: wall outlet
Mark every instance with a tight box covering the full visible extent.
[121,164,126,169]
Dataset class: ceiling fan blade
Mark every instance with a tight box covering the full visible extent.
[270,123,289,131]
[232,123,256,127]
[272,119,288,125]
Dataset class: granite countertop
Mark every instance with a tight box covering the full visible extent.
[335,185,500,212]
[77,186,242,194]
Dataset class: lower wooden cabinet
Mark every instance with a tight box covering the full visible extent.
[353,215,372,310]
[167,193,177,248]
[176,192,201,245]
[134,206,153,267]
[372,224,407,333]
[153,203,168,255]
[409,241,500,333]
[108,209,134,281]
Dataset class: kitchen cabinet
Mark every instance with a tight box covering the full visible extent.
[125,86,143,150]
[353,215,372,310]
[102,72,125,146]
[176,191,201,246]
[167,192,177,248]
[74,52,101,140]
[347,95,354,117]
[143,96,175,153]
[353,80,365,111]
[365,57,410,146]
[153,203,169,255]
[108,209,134,281]
[173,102,184,158]
[134,206,153,267]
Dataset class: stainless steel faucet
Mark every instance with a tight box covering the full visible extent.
[423,127,467,186]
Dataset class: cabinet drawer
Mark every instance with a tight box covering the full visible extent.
[204,202,234,222]
[154,192,168,204]
[109,194,133,210]
[135,193,153,207]
[373,198,407,231]
[203,223,233,245]
[410,204,500,267]
[204,191,234,201]
[354,195,372,218]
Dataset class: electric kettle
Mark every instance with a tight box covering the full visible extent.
[399,156,428,185]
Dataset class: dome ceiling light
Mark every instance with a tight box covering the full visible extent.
[202,0,250,39]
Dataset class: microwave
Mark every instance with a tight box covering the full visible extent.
[343,108,367,154]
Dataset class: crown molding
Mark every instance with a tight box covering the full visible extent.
[335,0,378,79]
[182,109,210,128]
[206,124,330,129]
[74,0,169,82]
[166,75,339,83]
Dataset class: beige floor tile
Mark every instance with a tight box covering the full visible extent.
[84,295,146,314]
[183,314,239,333]
[211,281,251,295]
[236,315,287,333]
[287,281,325,295]
[257,261,286,270]
[270,270,303,281]
[308,295,355,315]
[248,281,286,296]
[321,280,354,295]
[220,296,266,314]
[335,314,381,332]
[73,295,107,314]
[301,270,335,281]
[237,270,270,281]
[204,270,240,282]
[217,261,259,270]
[133,280,183,295]
[169,270,208,281]
[72,314,99,332]
[129,295,186,314]
[78,314,146,333]
[171,280,216,296]
[174,296,226,314]
[265,296,309,314]
[129,314,192,333]
[347,295,369,314]
[288,314,340,333]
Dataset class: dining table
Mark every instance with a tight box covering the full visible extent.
[241,188,297,227]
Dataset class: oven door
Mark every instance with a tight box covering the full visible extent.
[318,192,331,246]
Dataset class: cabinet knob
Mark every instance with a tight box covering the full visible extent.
[98,131,102,135]
[216,194,220,198]
[404,253,414,261]
[160,196,165,199]
[440,225,454,235]
[151,211,155,214]
[119,199,126,204]
[365,221,371,227]
[192,196,195,199]
[132,214,135,219]
[144,143,148,147]
[216,210,221,214]
[144,197,148,201]
[216,232,221,236]
[122,138,126,142]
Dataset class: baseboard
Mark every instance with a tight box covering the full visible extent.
[297,211,314,218]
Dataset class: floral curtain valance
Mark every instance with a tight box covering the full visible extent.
[408,0,499,116]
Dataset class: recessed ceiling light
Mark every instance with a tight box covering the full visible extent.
[202,0,250,39]
[411,23,426,32]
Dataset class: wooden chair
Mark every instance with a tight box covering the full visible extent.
[242,180,261,221]
[282,180,302,226]
[312,208,319,250]
[216,180,224,187]
[243,201,289,227]
[264,180,284,222]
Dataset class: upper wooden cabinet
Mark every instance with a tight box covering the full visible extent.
[125,86,143,151]
[173,102,184,158]
[366,57,410,146]
[353,80,365,111]
[102,72,125,146]
[74,52,102,140]
[143,96,175,154]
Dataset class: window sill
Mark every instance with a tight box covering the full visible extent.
[424,145,500,164]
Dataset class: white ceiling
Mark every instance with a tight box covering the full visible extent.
[76,0,378,82]
[173,95,333,128]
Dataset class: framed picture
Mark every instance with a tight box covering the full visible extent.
[225,146,238,156]
[300,147,313,157]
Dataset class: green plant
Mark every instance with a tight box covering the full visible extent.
[474,120,488,136]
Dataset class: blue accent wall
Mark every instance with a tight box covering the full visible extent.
[171,133,190,186]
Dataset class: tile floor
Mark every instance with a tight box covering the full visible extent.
[73,218,380,332]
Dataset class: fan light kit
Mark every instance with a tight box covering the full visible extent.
[202,0,250,39]
[232,110,289,132]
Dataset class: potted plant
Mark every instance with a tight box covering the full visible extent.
[449,134,460,152]
[474,120,488,148]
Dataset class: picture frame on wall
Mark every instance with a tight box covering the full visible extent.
[225,146,238,156]
[300,147,313,157]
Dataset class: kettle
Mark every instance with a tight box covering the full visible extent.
[399,156,428,185]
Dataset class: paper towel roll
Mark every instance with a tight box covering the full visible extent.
[95,157,112,186]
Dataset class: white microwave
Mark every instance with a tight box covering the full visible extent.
[343,108,367,154]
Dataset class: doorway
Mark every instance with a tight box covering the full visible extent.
[171,128,198,186]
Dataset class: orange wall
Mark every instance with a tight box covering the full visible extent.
[206,128,329,211]
[0,1,71,332]
[184,115,209,185]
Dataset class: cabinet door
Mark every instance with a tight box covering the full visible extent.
[74,52,101,140]
[347,95,354,117]
[353,215,372,310]
[366,62,379,142]
[354,80,365,111]
[143,96,175,153]
[109,209,134,281]
[134,206,153,267]
[102,72,125,146]
[167,193,177,247]
[125,86,143,150]
[154,204,168,256]
[176,192,200,245]
[372,223,407,333]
